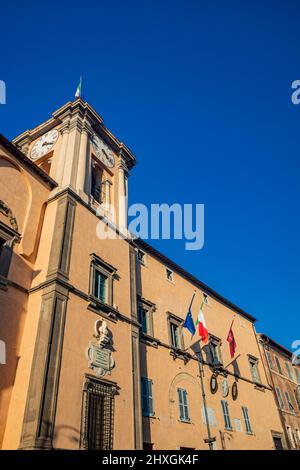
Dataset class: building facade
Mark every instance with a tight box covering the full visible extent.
[0,99,287,449]
[258,334,300,450]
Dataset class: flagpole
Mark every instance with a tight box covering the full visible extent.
[195,340,215,451]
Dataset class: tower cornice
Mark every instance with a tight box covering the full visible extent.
[12,98,136,169]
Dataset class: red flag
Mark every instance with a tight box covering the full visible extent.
[227,326,236,358]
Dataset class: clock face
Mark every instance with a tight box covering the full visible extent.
[91,135,115,168]
[221,378,229,398]
[30,129,58,161]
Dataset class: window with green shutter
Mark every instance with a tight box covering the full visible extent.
[242,406,253,434]
[141,377,154,417]
[178,388,190,422]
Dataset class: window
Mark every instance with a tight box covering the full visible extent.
[221,400,232,430]
[139,307,148,334]
[169,317,183,349]
[275,387,284,409]
[285,391,295,413]
[294,388,300,411]
[141,377,154,417]
[209,338,222,366]
[248,357,261,384]
[138,299,155,336]
[93,270,107,303]
[294,368,300,384]
[137,249,146,265]
[166,268,174,282]
[178,388,190,422]
[242,406,253,434]
[90,254,116,307]
[287,426,296,449]
[285,362,293,380]
[81,377,116,450]
[266,351,274,370]
[91,162,104,203]
[273,435,284,450]
[275,356,282,374]
[0,219,19,282]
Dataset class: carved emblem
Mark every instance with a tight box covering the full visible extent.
[86,319,115,377]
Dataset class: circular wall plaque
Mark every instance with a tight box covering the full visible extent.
[210,374,218,394]
[232,381,238,400]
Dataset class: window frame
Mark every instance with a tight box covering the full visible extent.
[141,377,154,417]
[242,406,253,434]
[284,391,295,413]
[178,388,190,423]
[275,386,284,409]
[165,267,174,283]
[0,220,20,286]
[221,400,232,431]
[248,356,261,384]
[89,254,116,307]
[138,299,155,337]
[168,314,184,350]
[137,249,147,266]
[208,335,223,367]
[275,356,283,375]
[285,362,293,381]
[81,376,117,450]
[266,350,274,370]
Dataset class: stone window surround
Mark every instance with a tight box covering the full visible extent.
[137,296,156,338]
[89,253,117,308]
[248,354,262,384]
[167,312,185,351]
[208,333,223,366]
[137,248,147,267]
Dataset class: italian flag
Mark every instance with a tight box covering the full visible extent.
[195,301,208,344]
[75,76,82,98]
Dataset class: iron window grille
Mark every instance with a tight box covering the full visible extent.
[81,377,116,450]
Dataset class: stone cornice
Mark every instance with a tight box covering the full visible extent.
[12,98,136,169]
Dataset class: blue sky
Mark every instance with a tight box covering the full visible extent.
[1,0,299,350]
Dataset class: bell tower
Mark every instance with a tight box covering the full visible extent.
[13,98,136,234]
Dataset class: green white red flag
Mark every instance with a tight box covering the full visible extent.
[75,76,82,98]
[195,301,208,344]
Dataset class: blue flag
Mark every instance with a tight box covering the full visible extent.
[183,293,196,336]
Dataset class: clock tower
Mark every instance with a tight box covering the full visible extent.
[13,98,136,234]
